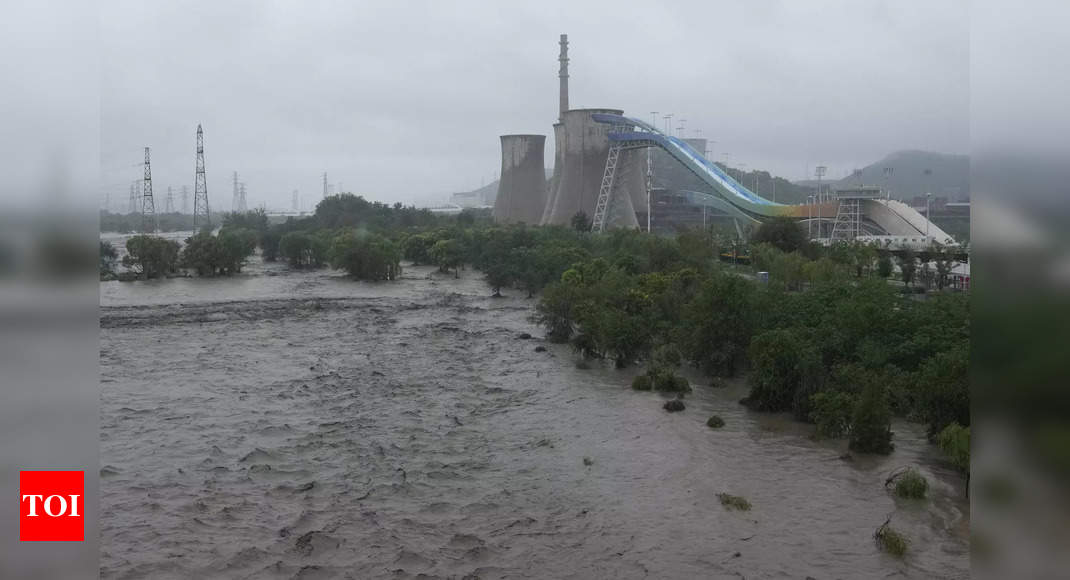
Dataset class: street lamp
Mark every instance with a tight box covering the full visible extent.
[925,192,932,241]
[807,195,814,239]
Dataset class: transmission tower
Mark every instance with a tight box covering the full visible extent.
[181,185,190,214]
[165,186,174,213]
[129,181,138,214]
[238,182,247,212]
[292,189,299,211]
[322,172,328,199]
[141,147,157,233]
[193,124,210,228]
[232,171,240,212]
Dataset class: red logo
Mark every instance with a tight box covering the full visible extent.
[19,471,84,541]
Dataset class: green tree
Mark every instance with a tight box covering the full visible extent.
[571,211,592,232]
[122,235,180,279]
[328,231,401,280]
[680,273,757,376]
[810,390,856,439]
[100,241,118,279]
[877,253,894,278]
[279,231,329,268]
[429,238,463,277]
[751,217,807,253]
[897,248,917,287]
[848,383,894,454]
[746,329,818,412]
[914,343,969,438]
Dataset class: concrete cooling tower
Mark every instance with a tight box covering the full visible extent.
[540,123,566,225]
[493,134,547,224]
[544,108,623,225]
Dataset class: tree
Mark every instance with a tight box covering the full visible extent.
[328,231,401,280]
[680,273,757,376]
[260,229,282,262]
[745,329,818,412]
[535,274,584,342]
[279,231,329,268]
[571,211,592,232]
[429,238,463,277]
[897,248,917,287]
[877,253,894,278]
[100,241,118,279]
[751,217,807,253]
[402,233,434,265]
[810,391,856,439]
[914,343,969,439]
[217,228,258,274]
[122,235,180,279]
[848,383,894,454]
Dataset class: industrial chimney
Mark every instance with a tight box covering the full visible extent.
[558,34,569,121]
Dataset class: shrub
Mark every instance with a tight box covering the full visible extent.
[875,523,908,557]
[651,369,691,393]
[894,468,929,499]
[631,375,652,391]
[716,493,751,511]
[810,391,856,439]
[707,415,725,428]
[663,399,685,412]
[849,384,894,455]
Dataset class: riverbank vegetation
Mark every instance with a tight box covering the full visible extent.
[103,195,969,469]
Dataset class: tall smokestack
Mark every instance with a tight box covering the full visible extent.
[558,34,569,121]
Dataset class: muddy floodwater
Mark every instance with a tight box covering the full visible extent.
[100,258,969,579]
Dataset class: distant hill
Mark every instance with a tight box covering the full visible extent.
[816,150,969,200]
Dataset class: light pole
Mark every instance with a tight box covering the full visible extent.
[925,192,932,241]
[807,195,813,239]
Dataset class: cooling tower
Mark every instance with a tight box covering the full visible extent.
[493,134,547,224]
[544,108,624,225]
[540,123,566,225]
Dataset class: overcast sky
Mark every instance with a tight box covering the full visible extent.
[11,1,972,211]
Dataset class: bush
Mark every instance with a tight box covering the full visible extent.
[716,493,751,511]
[894,468,929,499]
[849,384,894,454]
[663,399,685,412]
[707,415,725,428]
[631,375,652,391]
[875,523,908,557]
[810,391,856,439]
[651,369,691,393]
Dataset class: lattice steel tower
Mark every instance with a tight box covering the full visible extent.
[181,185,190,214]
[129,181,138,213]
[141,147,157,233]
[193,124,210,228]
[165,186,174,213]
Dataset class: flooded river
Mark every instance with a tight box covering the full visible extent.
[100,257,969,579]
